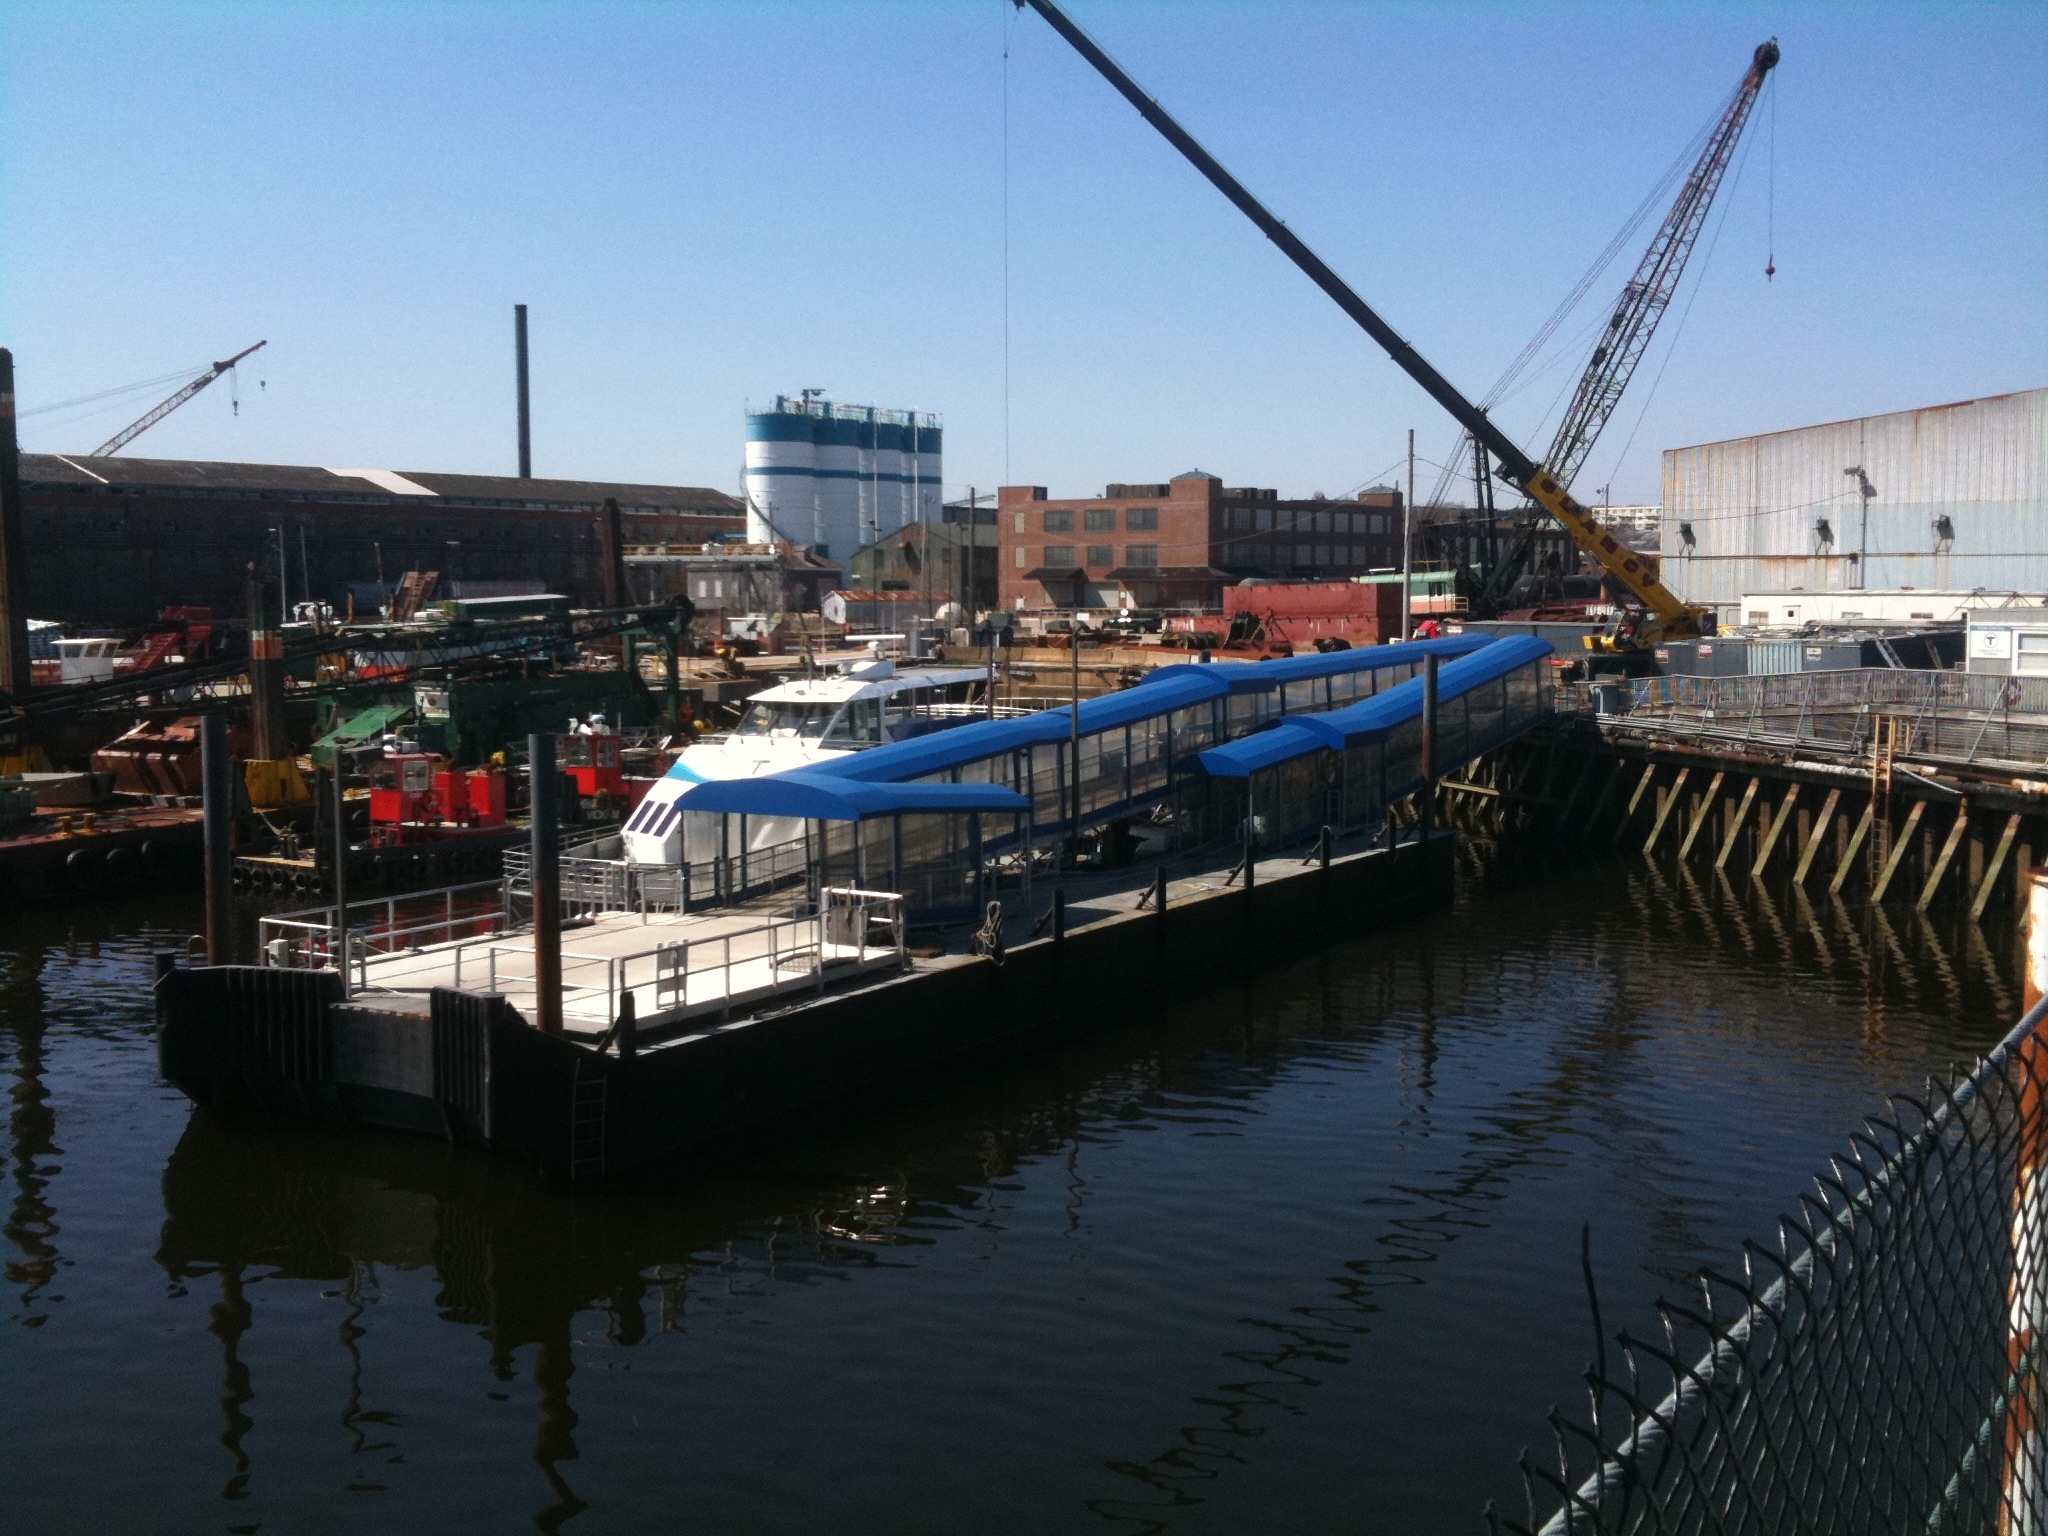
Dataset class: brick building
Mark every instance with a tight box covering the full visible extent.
[998,470,1405,613]
[17,455,744,627]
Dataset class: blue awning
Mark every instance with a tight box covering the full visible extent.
[676,771,1029,822]
[813,711,1072,784]
[1141,632,1495,695]
[1196,634,1553,776]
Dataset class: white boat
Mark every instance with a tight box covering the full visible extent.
[621,658,997,866]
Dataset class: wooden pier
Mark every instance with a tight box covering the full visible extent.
[1444,668,2048,924]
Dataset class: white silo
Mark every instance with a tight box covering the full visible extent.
[743,396,942,562]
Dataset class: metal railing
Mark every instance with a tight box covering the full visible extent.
[1496,995,2048,1536]
[349,886,904,1026]
[1576,668,2048,773]
[504,834,814,914]
[257,880,508,974]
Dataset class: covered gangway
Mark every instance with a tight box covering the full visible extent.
[1195,634,1555,849]
[672,633,1504,917]
[674,773,1030,923]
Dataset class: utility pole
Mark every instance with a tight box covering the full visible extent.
[1403,428,1415,641]
[0,349,30,704]
[515,303,532,479]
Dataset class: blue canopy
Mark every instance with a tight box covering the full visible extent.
[1197,634,1553,776]
[812,710,1071,784]
[676,772,1029,822]
[1142,632,1494,695]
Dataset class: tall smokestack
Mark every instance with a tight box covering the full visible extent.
[515,303,531,479]
[0,349,30,703]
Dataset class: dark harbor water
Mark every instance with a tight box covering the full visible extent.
[0,851,2016,1534]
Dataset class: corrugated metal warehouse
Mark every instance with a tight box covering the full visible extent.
[1660,387,2048,620]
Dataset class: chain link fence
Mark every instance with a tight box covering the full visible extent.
[1494,995,2048,1536]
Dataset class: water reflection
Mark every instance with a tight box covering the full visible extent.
[2,855,2023,1533]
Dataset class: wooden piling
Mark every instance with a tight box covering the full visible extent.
[1678,770,1725,860]
[1973,814,2024,923]
[1716,778,1761,871]
[1644,767,1691,855]
[1831,801,1876,896]
[1917,801,1972,913]
[1792,788,1842,886]
[1872,799,1928,903]
[1615,762,1659,847]
[1751,784,1802,878]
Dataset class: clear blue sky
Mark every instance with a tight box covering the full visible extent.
[2,1,2042,507]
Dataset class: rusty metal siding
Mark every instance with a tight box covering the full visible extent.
[1660,388,2048,613]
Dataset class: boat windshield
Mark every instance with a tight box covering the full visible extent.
[733,701,842,741]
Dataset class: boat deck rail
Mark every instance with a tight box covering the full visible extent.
[344,885,905,1029]
[503,833,813,914]
[258,878,509,971]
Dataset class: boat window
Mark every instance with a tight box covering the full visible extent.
[825,699,883,747]
[733,701,840,740]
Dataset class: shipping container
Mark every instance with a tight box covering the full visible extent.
[1744,639,1807,675]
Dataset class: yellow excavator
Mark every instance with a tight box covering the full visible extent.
[1013,0,1778,658]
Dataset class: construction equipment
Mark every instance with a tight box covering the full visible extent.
[90,341,267,457]
[1469,40,1780,616]
[1014,0,1767,654]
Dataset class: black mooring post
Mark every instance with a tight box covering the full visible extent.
[1421,653,1440,844]
[331,757,351,996]
[0,348,31,705]
[1152,864,1168,914]
[1319,825,1332,869]
[1051,886,1067,943]
[200,712,233,965]
[529,732,563,1033]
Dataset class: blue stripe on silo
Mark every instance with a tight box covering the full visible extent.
[746,413,823,444]
[747,467,929,484]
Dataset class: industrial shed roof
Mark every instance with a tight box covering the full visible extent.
[18,454,741,513]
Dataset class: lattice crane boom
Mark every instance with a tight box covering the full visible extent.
[89,340,267,458]
[1543,41,1778,492]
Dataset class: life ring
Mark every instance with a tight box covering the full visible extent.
[64,846,105,894]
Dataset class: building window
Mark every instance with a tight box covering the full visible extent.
[1086,545,1113,568]
[1015,546,1027,568]
[1125,544,1158,568]
[1317,545,1333,567]
[1044,510,1074,533]
[1044,545,1075,567]
[1125,507,1159,531]
[1227,508,1250,531]
[1084,507,1115,532]
[1014,512,1026,534]
[1296,544,1313,566]
[1256,509,1273,532]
